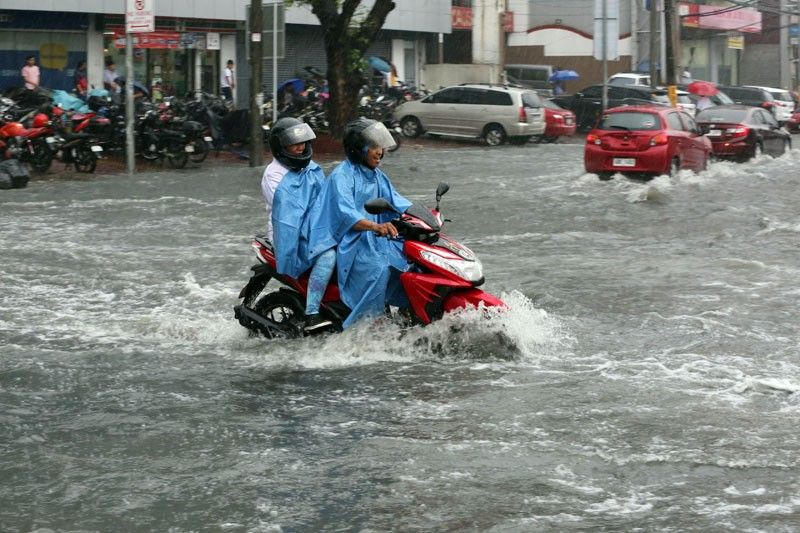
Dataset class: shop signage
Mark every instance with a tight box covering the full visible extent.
[450,6,513,31]
[114,31,181,49]
[681,2,761,34]
[727,36,744,50]
[126,0,155,33]
[206,32,221,50]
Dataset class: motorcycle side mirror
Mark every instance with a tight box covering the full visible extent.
[435,182,450,201]
[364,198,396,215]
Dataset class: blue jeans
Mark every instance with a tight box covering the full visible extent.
[305,249,336,315]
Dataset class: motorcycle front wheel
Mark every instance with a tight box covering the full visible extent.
[73,146,97,173]
[29,139,54,173]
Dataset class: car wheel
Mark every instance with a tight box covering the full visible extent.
[484,124,506,146]
[400,117,422,138]
[669,158,680,177]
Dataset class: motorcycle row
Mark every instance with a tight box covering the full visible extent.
[0,87,230,189]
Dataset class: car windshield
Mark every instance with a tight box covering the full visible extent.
[651,93,670,104]
[696,108,748,123]
[543,99,564,110]
[521,91,543,108]
[599,112,661,131]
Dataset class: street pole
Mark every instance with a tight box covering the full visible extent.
[249,0,264,167]
[602,0,608,111]
[649,0,658,88]
[663,0,677,106]
[272,2,278,125]
[125,33,135,176]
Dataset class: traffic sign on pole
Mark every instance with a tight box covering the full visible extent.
[126,0,155,33]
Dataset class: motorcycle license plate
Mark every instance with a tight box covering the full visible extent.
[90,145,103,153]
[612,158,635,167]
[185,145,195,153]
[203,136,213,142]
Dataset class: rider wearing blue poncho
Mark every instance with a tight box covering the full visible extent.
[310,118,412,328]
[262,117,336,333]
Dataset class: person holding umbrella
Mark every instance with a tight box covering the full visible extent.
[688,80,718,111]
[549,67,580,95]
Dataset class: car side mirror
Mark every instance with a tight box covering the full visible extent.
[364,198,396,215]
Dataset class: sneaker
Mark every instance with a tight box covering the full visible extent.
[304,313,333,333]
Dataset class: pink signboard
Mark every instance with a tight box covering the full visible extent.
[681,3,761,34]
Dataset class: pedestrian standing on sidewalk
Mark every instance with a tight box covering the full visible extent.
[74,60,88,100]
[21,55,40,91]
[221,60,235,102]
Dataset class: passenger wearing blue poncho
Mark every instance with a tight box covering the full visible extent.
[311,118,412,329]
[262,117,336,333]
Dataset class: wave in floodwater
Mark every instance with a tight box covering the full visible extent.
[227,289,568,370]
[573,149,797,203]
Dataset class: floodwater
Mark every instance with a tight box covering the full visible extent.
[2,142,800,531]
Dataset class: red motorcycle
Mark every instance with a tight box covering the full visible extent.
[234,183,505,338]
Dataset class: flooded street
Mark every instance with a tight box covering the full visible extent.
[2,142,800,531]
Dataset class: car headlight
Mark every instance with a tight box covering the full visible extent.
[419,250,484,282]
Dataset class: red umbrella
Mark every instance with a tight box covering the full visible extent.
[687,80,719,97]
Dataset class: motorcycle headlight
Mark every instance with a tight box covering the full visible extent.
[419,250,484,282]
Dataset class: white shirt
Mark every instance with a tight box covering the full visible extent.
[221,67,233,88]
[261,159,290,242]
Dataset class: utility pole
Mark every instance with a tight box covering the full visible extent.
[249,0,264,167]
[663,0,677,106]
[649,0,659,88]
[602,0,608,110]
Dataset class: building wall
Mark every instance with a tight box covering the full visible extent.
[740,44,780,87]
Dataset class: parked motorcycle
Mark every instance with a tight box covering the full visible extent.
[138,109,191,168]
[234,183,505,338]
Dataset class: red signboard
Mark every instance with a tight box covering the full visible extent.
[451,7,513,32]
[681,2,761,34]
[114,31,181,49]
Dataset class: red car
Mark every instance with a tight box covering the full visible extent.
[540,99,577,142]
[584,105,711,179]
[695,105,791,161]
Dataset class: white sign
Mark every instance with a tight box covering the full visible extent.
[126,0,155,34]
[206,32,220,50]
[593,0,620,61]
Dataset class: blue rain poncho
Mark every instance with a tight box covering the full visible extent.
[271,161,328,278]
[310,159,412,328]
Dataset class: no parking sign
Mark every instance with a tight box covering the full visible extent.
[126,0,155,33]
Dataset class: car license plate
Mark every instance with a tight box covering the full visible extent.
[612,158,635,167]
[185,145,195,153]
[566,117,574,125]
[90,145,103,152]
[707,129,721,137]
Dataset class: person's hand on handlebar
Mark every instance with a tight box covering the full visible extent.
[354,219,398,238]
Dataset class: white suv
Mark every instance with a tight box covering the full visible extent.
[394,84,546,146]
[745,85,794,123]
[608,73,652,87]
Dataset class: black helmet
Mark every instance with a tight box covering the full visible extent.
[268,117,316,171]
[343,118,397,167]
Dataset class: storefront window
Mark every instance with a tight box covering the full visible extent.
[0,32,86,91]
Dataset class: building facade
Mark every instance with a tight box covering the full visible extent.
[0,1,450,103]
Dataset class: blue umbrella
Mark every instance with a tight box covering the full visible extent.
[279,78,305,93]
[549,70,580,82]
[368,56,392,73]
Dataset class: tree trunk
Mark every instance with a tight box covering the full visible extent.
[325,47,364,138]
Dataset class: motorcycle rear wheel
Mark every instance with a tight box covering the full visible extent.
[252,291,304,336]
[167,142,189,169]
[189,140,209,163]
